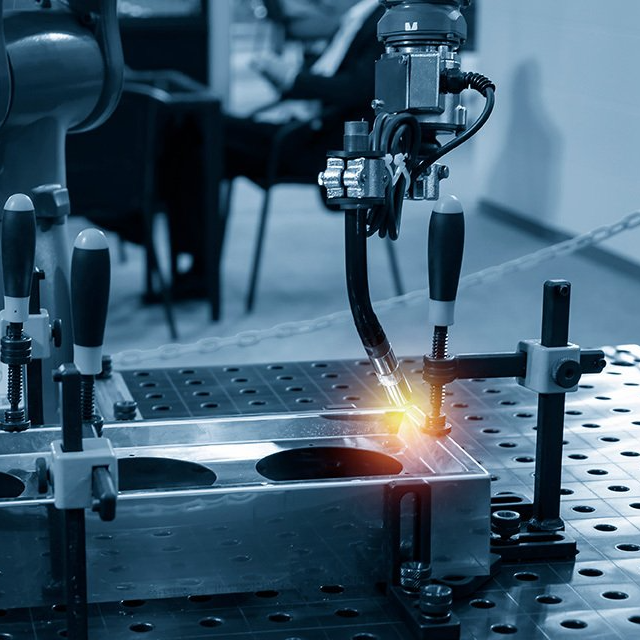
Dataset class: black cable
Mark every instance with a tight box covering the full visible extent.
[412,73,495,180]
[345,209,386,348]
[367,113,421,240]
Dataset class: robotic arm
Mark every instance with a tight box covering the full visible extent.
[0,0,123,421]
[319,0,494,408]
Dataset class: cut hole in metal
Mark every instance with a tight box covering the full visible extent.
[256,447,402,481]
[118,457,216,491]
[0,472,25,498]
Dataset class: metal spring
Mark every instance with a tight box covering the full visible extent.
[6,364,22,411]
[430,327,449,417]
[81,376,95,423]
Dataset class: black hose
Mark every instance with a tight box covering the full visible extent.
[412,85,495,180]
[368,113,421,240]
[345,209,386,349]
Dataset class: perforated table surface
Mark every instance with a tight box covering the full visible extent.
[6,346,640,639]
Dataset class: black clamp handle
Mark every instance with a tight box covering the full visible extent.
[428,195,464,326]
[2,194,36,323]
[71,229,111,375]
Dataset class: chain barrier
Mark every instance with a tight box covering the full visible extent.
[113,210,640,367]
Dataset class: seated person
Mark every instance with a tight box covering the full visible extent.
[159,0,384,297]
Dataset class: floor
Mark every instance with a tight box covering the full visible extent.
[80,41,640,372]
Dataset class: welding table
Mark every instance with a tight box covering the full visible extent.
[2,345,640,639]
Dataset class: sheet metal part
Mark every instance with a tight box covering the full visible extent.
[2,348,640,638]
[0,406,489,610]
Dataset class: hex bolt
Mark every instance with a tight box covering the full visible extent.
[419,584,452,621]
[491,509,521,541]
[400,561,432,593]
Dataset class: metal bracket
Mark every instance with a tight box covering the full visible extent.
[517,339,581,394]
[50,438,118,510]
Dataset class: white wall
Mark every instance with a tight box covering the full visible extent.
[474,0,640,263]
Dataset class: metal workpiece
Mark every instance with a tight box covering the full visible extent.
[0,406,490,609]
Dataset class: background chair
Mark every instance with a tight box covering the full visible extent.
[66,70,223,335]
[223,105,405,313]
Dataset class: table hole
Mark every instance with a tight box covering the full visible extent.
[602,591,628,600]
[569,454,588,460]
[609,485,630,492]
[490,625,517,634]
[188,595,212,603]
[616,543,640,552]
[335,608,360,618]
[582,423,601,429]
[572,506,595,513]
[470,599,495,609]
[536,595,562,604]
[129,623,154,633]
[199,617,223,628]
[578,568,603,577]
[498,442,517,448]
[268,612,291,623]
[622,451,640,457]
[587,469,608,476]
[514,571,539,582]
[256,590,279,598]
[321,584,345,594]
[560,620,587,629]
[121,600,146,608]
[594,524,617,532]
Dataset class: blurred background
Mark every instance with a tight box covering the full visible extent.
[67,0,640,369]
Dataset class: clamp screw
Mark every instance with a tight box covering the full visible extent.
[552,358,581,389]
[491,509,521,541]
[419,584,453,621]
[400,561,432,593]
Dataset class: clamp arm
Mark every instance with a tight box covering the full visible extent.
[423,349,606,387]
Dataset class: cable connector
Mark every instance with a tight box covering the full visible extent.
[441,70,495,96]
